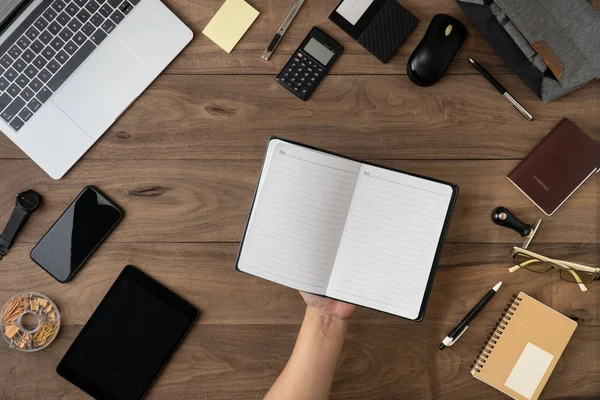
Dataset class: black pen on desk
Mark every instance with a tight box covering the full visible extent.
[439,282,502,350]
[262,0,306,61]
[468,58,534,121]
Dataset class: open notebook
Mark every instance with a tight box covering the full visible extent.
[236,138,458,320]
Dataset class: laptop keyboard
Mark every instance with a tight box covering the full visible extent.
[0,0,140,132]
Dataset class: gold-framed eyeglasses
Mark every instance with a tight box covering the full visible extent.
[510,247,600,292]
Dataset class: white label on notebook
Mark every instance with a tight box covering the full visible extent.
[336,0,374,25]
[504,342,554,399]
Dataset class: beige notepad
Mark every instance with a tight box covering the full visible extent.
[472,292,577,400]
[202,0,259,53]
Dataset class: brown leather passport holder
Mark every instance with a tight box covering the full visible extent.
[507,118,599,216]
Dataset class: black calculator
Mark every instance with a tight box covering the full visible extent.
[276,27,343,101]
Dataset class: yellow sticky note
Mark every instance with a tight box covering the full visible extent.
[202,0,260,53]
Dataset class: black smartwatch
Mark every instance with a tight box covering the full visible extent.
[0,190,42,260]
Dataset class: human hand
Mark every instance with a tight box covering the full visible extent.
[300,291,356,321]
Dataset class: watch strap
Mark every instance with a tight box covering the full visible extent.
[0,206,28,259]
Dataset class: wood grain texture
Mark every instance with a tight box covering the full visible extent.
[0,243,597,326]
[0,77,597,160]
[1,324,598,400]
[0,0,598,398]
[162,0,514,76]
[0,159,596,244]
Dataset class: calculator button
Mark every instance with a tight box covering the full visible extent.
[307,60,313,65]
[318,68,323,73]
[300,62,306,67]
[297,53,302,58]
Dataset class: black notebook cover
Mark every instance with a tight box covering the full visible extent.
[235,137,459,321]
[330,0,418,63]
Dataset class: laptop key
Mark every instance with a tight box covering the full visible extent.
[119,2,133,15]
[36,86,52,103]
[42,46,56,61]
[8,45,22,59]
[64,40,78,55]
[91,28,107,45]
[65,3,79,16]
[35,17,49,31]
[130,0,140,5]
[1,97,26,123]
[101,19,115,34]
[55,50,68,64]
[43,8,58,22]
[29,78,43,92]
[24,65,39,79]
[21,49,35,63]
[0,77,9,91]
[47,59,61,74]
[50,37,66,51]
[74,0,89,7]
[0,55,12,68]
[73,31,86,45]
[82,22,95,36]
[52,0,66,12]
[0,93,12,111]
[16,74,30,89]
[30,39,44,53]
[90,12,104,27]
[39,30,53,44]
[98,4,112,17]
[25,27,40,40]
[28,98,42,112]
[59,27,74,41]
[20,87,35,102]
[9,116,24,131]
[86,0,100,13]
[4,67,18,82]
[17,36,31,50]
[18,107,33,122]
[33,55,47,69]
[107,0,121,7]
[13,58,27,73]
[48,21,61,34]
[56,11,70,25]
[7,83,20,97]
[47,41,94,91]
[77,9,91,23]
[109,10,124,24]
[68,17,82,32]
[37,68,52,83]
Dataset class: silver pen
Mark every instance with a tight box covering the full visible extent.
[469,57,533,121]
[261,0,306,61]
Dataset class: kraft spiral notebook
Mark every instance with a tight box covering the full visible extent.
[235,138,458,321]
[472,292,577,400]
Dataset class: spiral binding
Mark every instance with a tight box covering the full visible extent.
[471,293,522,374]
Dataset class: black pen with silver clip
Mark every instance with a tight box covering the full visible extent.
[439,282,502,350]
[469,58,533,121]
[262,0,306,61]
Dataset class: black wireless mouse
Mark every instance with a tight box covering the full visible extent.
[407,14,467,87]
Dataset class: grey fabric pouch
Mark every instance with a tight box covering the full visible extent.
[458,0,600,102]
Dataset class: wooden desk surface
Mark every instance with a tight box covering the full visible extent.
[1,0,598,399]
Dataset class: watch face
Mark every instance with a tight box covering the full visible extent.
[17,190,41,212]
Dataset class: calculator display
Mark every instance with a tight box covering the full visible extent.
[303,38,335,66]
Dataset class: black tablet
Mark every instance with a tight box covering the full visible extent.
[57,266,199,400]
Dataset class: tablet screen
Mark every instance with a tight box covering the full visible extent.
[58,266,198,400]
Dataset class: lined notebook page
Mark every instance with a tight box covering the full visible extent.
[327,164,454,319]
[237,140,360,294]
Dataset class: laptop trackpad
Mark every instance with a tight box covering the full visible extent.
[53,36,153,140]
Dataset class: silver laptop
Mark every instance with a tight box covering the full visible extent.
[0,0,192,179]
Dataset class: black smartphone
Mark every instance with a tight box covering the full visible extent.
[31,186,123,283]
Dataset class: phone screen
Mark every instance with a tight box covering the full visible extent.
[31,187,123,283]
